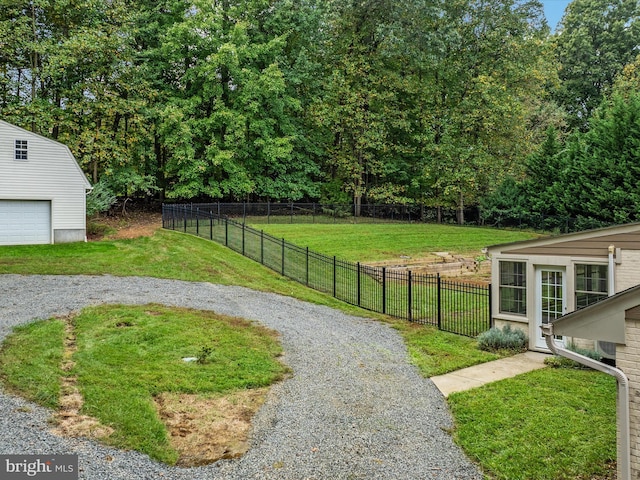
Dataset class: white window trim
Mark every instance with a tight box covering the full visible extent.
[498,260,527,316]
[14,139,28,161]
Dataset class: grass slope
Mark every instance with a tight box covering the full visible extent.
[0,229,354,312]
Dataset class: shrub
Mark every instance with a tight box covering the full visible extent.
[544,342,602,369]
[477,325,527,353]
[86,179,117,217]
[196,345,214,364]
[567,342,602,361]
[86,221,115,237]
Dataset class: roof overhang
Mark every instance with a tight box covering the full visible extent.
[551,284,640,345]
[486,222,640,255]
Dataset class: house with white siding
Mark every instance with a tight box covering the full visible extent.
[0,120,92,245]
[487,223,640,355]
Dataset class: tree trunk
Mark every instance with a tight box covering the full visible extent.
[457,191,464,225]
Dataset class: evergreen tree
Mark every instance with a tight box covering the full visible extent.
[562,92,640,224]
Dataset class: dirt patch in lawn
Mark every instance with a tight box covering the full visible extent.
[50,312,269,466]
[88,212,163,241]
[154,389,269,466]
[52,315,114,440]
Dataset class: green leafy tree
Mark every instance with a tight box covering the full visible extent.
[415,0,555,222]
[554,0,640,131]
[0,0,157,198]
[159,0,321,201]
[310,0,416,213]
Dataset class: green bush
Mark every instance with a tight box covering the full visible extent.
[86,179,117,217]
[86,221,115,237]
[477,325,527,352]
[544,342,602,369]
[567,342,602,361]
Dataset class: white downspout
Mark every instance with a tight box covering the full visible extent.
[541,323,630,480]
[609,245,616,295]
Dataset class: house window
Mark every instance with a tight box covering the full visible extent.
[15,140,28,160]
[499,261,526,315]
[575,264,608,309]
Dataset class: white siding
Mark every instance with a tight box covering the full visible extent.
[0,121,91,238]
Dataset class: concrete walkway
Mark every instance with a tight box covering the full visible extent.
[431,351,550,397]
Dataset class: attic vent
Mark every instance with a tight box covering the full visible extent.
[14,140,27,161]
[597,340,616,360]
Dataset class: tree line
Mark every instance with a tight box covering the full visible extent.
[1,0,639,226]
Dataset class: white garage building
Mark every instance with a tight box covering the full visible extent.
[0,120,92,245]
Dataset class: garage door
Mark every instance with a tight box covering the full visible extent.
[0,200,51,245]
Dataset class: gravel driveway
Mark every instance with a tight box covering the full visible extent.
[0,275,482,479]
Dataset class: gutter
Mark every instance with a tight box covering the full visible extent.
[540,323,630,480]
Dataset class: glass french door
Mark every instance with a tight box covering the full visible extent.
[535,268,566,349]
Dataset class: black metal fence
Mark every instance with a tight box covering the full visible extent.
[183,202,481,224]
[165,201,605,233]
[162,204,492,337]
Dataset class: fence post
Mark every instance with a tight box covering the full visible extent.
[357,262,361,307]
[242,223,245,256]
[225,217,228,246]
[437,273,442,330]
[306,247,309,286]
[333,256,337,298]
[281,238,285,275]
[196,210,199,236]
[261,230,264,264]
[488,283,493,329]
[209,212,213,240]
[408,270,412,322]
[382,267,387,314]
[183,208,187,233]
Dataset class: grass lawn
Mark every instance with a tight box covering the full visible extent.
[0,319,65,408]
[0,222,616,478]
[391,321,502,377]
[449,368,616,480]
[0,304,288,465]
[253,223,540,262]
[0,229,355,311]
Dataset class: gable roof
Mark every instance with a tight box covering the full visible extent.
[551,284,640,345]
[487,223,640,259]
[0,119,92,190]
